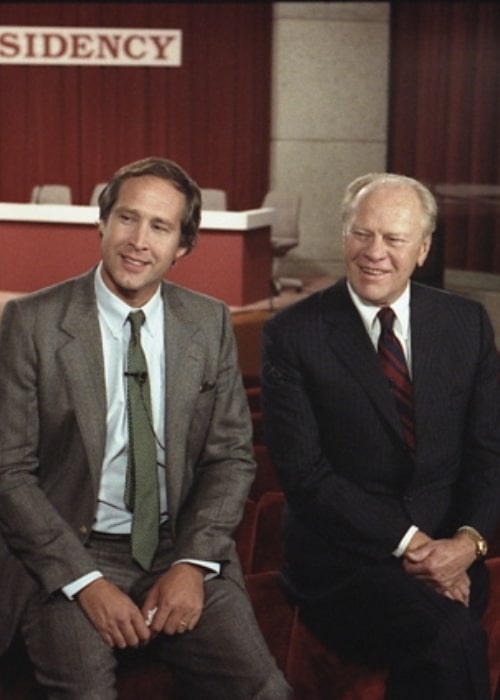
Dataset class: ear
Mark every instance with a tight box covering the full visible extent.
[98,220,105,238]
[416,234,432,268]
[174,246,189,260]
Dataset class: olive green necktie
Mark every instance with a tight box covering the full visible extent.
[124,310,160,570]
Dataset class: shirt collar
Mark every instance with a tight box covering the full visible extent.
[346,280,411,341]
[94,262,163,339]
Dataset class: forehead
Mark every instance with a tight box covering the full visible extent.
[115,175,185,212]
[353,185,424,232]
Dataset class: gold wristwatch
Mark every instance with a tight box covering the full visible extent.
[456,526,488,559]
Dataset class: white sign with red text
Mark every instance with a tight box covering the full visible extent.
[0,26,182,66]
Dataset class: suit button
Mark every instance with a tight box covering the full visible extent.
[403,495,413,503]
[79,525,88,534]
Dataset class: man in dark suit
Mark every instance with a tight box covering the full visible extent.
[0,157,291,699]
[261,173,500,699]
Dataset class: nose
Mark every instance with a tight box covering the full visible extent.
[129,221,149,248]
[363,234,386,260]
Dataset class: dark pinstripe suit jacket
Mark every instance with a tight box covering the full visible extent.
[261,278,500,600]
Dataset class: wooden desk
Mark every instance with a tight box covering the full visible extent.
[0,204,273,306]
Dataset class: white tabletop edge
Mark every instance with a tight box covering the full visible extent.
[0,203,274,231]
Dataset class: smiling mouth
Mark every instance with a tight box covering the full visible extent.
[123,255,149,268]
[359,266,388,276]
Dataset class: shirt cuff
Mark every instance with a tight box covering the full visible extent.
[62,571,104,600]
[173,559,221,580]
[62,559,221,600]
[393,525,419,558]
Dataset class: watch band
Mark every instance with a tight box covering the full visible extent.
[456,525,488,559]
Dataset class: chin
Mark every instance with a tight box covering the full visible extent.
[354,283,390,305]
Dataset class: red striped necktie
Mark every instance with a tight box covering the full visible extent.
[377,306,416,459]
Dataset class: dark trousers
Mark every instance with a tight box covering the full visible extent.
[20,529,291,700]
[298,559,491,700]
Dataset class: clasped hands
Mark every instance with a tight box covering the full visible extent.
[402,530,478,606]
[77,562,205,649]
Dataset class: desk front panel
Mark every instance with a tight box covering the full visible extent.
[0,221,271,307]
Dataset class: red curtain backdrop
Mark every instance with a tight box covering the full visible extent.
[388,2,500,273]
[0,2,272,210]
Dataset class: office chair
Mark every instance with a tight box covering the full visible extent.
[201,188,228,210]
[30,185,72,204]
[89,182,107,206]
[262,190,303,294]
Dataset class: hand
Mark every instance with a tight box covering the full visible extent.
[402,532,476,605]
[77,578,151,649]
[141,563,205,637]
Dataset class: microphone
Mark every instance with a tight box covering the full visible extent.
[124,371,148,384]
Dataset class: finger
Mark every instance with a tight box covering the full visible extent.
[102,631,116,648]
[117,623,143,649]
[177,619,189,634]
[108,630,128,649]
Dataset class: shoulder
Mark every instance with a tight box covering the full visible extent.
[411,282,498,356]
[265,279,349,331]
[1,271,93,320]
[161,281,231,332]
[162,280,227,312]
[411,281,492,322]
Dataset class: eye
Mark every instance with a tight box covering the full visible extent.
[118,212,134,224]
[152,222,169,234]
[351,230,371,241]
[386,236,405,246]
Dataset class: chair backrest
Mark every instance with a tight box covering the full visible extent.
[201,188,228,210]
[89,182,107,206]
[261,191,301,254]
[30,184,72,204]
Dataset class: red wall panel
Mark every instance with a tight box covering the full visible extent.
[0,3,272,210]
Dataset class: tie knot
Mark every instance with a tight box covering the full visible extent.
[128,310,145,339]
[377,306,396,332]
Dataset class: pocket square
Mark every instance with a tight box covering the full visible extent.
[199,380,216,393]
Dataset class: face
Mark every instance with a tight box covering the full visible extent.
[343,185,431,306]
[99,175,188,307]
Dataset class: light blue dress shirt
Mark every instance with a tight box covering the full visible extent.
[62,265,218,599]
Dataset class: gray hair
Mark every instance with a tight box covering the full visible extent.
[341,173,438,239]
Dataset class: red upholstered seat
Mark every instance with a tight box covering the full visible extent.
[250,445,282,500]
[245,385,262,413]
[250,491,286,573]
[286,558,500,700]
[483,557,500,694]
[246,491,500,699]
[1,501,500,699]
[234,497,257,574]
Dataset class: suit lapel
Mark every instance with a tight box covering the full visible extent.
[410,283,447,440]
[321,281,406,444]
[58,271,106,493]
[161,284,207,529]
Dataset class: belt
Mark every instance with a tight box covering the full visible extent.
[91,520,170,541]
[90,530,130,541]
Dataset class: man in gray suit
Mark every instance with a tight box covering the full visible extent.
[0,157,291,699]
[261,173,500,699]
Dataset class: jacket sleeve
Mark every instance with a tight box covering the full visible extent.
[0,299,98,595]
[168,302,256,568]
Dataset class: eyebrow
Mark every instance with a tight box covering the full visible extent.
[114,206,173,227]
